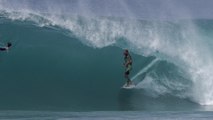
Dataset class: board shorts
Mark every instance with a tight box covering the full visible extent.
[125,71,130,75]
[125,64,132,75]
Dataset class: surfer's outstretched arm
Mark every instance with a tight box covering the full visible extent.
[0,47,8,51]
[0,42,12,51]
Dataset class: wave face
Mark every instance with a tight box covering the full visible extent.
[1,9,213,111]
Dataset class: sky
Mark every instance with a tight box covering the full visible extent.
[0,0,213,19]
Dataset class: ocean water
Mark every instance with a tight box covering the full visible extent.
[0,111,213,120]
[1,1,213,119]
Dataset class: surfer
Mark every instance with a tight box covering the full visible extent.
[123,49,132,86]
[0,42,12,51]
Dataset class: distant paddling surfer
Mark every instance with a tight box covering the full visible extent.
[123,49,133,86]
[0,42,12,51]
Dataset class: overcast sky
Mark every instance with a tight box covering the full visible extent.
[0,0,213,19]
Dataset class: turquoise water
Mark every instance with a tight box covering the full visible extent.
[0,111,213,120]
[1,9,213,119]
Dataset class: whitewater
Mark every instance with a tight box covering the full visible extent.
[1,0,213,119]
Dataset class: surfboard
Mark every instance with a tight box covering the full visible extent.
[122,83,136,89]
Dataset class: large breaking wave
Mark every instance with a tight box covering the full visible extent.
[1,7,213,110]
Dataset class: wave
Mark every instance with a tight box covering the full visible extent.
[0,9,213,110]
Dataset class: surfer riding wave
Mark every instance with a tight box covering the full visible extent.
[123,49,133,87]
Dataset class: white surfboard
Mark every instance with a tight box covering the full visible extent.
[122,83,136,89]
